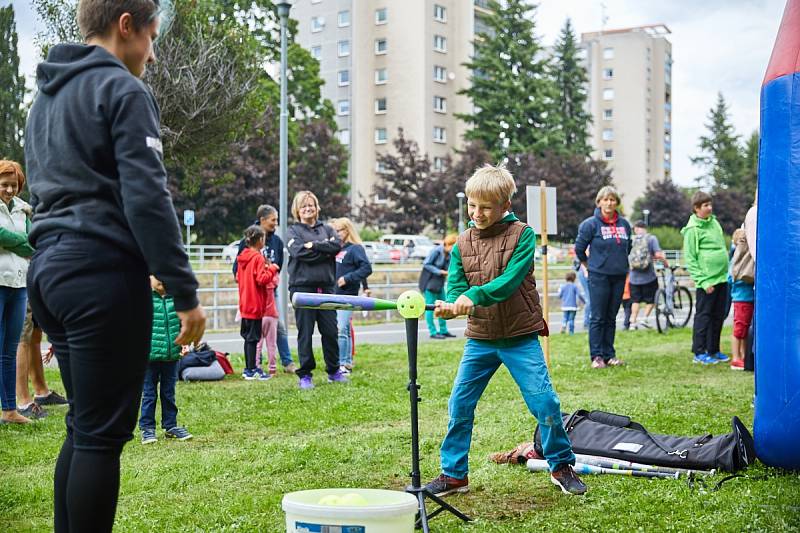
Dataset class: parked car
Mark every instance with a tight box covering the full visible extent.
[363,241,394,264]
[222,240,241,263]
[380,234,435,260]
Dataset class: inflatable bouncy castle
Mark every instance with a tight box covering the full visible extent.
[755,0,800,471]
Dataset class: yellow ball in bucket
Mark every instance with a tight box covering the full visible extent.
[397,290,426,319]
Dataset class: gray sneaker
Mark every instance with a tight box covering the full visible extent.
[141,428,157,444]
[18,403,47,419]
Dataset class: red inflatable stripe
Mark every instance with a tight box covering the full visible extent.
[763,0,800,85]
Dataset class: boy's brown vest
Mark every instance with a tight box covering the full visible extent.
[458,220,545,340]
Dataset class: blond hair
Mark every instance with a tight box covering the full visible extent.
[595,186,621,205]
[331,217,362,244]
[443,234,457,246]
[464,164,517,204]
[291,190,320,221]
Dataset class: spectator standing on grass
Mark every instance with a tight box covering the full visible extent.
[287,191,347,390]
[234,204,297,374]
[420,234,457,340]
[330,217,372,374]
[574,186,632,369]
[681,191,730,366]
[24,2,206,530]
[0,160,34,424]
[628,221,668,330]
[558,271,584,335]
[573,258,591,328]
[728,229,754,370]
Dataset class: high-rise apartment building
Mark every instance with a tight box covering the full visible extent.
[581,24,672,206]
[293,0,490,206]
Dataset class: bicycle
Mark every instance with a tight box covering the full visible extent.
[654,264,693,333]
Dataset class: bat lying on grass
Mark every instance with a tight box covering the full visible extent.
[526,459,680,479]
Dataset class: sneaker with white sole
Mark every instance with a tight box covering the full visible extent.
[141,428,157,444]
[165,427,193,441]
[423,474,469,497]
[34,391,68,406]
[550,464,587,495]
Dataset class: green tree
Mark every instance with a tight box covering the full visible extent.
[0,5,27,163]
[741,130,758,199]
[458,0,562,160]
[552,18,592,157]
[691,92,744,191]
[631,179,692,229]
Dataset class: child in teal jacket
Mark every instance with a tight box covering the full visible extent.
[138,276,192,444]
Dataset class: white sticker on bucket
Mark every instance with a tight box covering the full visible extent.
[295,523,366,533]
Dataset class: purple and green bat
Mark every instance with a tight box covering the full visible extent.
[292,291,433,319]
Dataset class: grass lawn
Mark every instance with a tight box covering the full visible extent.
[2,327,799,532]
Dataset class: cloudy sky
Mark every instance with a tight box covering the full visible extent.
[6,0,788,187]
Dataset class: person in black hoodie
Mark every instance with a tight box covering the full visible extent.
[23,2,205,531]
[287,191,345,389]
[574,186,631,369]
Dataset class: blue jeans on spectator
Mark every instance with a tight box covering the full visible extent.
[276,318,294,367]
[139,361,179,431]
[337,309,353,367]
[588,272,626,362]
[0,286,27,411]
[562,310,576,335]
[578,270,591,328]
[440,337,574,478]
[424,289,449,336]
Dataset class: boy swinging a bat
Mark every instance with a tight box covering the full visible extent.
[426,164,587,496]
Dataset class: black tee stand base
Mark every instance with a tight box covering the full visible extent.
[403,317,472,531]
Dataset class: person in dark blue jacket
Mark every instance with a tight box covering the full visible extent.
[419,235,457,339]
[330,218,372,373]
[233,205,297,373]
[574,186,632,368]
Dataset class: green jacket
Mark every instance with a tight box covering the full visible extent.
[150,292,181,362]
[681,214,729,290]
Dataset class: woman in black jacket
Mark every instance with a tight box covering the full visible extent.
[287,191,344,389]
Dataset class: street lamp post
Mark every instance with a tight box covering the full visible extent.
[643,209,650,226]
[456,192,466,233]
[277,1,291,327]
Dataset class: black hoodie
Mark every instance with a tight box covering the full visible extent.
[24,44,198,310]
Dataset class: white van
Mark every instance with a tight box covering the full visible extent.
[380,234,435,260]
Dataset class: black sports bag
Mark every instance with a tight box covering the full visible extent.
[534,410,756,472]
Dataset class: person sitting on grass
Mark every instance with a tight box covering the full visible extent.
[237,225,280,381]
[139,275,193,444]
[426,164,586,497]
[681,191,730,365]
[419,234,457,339]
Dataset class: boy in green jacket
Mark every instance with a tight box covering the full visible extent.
[681,191,730,365]
[139,276,193,444]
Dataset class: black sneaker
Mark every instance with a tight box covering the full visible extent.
[35,391,68,406]
[550,464,587,495]
[430,333,445,340]
[423,473,469,497]
[17,403,47,419]
[440,332,457,338]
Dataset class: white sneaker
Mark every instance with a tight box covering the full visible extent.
[339,365,351,375]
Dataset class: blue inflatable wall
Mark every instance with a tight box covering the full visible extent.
[755,0,800,470]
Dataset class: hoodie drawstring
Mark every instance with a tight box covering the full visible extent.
[602,212,621,244]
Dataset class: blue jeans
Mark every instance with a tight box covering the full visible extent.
[139,361,179,430]
[337,309,353,366]
[578,270,591,327]
[562,310,576,335]
[588,272,626,361]
[276,318,294,367]
[0,286,27,411]
[424,289,449,336]
[440,337,574,478]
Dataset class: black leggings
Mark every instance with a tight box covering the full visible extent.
[291,287,339,378]
[28,234,151,533]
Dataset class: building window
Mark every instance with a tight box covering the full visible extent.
[338,70,349,86]
[603,47,614,59]
[337,100,350,116]
[602,88,614,100]
[338,129,350,145]
[311,46,322,60]
[434,35,447,52]
[433,96,446,113]
[603,149,613,160]
[433,126,446,143]
[375,97,387,114]
[376,161,388,174]
[338,10,350,27]
[434,4,447,22]
[375,8,387,24]
[603,68,613,80]
[602,128,614,141]
[375,38,387,55]
[375,68,388,84]
[311,16,325,33]
[338,40,350,57]
[603,108,613,120]
[375,128,388,144]
[433,157,445,171]
[434,65,447,82]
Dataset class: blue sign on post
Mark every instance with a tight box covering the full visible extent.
[183,209,195,226]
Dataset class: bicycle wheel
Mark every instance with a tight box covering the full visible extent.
[654,288,670,333]
[670,286,693,328]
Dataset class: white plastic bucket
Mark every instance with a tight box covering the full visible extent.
[282,488,418,533]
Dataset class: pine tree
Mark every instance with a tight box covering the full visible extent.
[552,18,592,157]
[691,93,744,191]
[458,0,562,160]
[0,5,27,164]
[740,130,758,199]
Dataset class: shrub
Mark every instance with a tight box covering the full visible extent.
[649,225,684,250]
